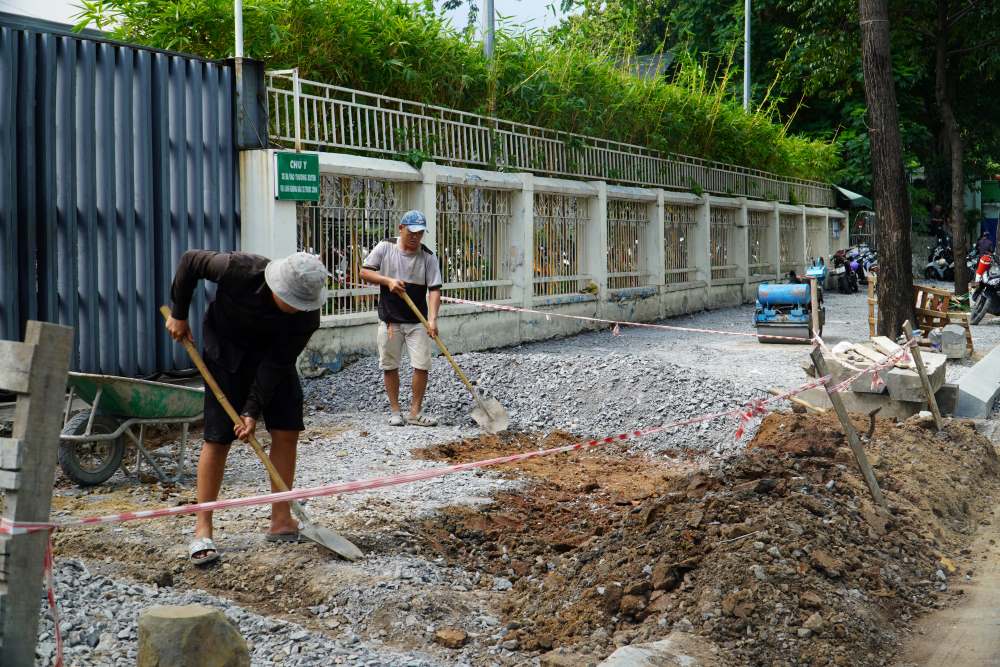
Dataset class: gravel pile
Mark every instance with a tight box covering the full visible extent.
[304,349,762,454]
[35,559,444,666]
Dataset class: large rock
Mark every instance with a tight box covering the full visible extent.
[597,632,718,666]
[883,351,946,403]
[138,605,250,667]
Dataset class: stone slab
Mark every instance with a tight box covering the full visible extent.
[956,345,1000,418]
[798,388,923,420]
[597,632,718,666]
[884,351,945,403]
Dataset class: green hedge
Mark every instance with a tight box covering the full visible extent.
[77,0,839,181]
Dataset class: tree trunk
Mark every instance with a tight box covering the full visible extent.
[935,1,968,294]
[858,0,915,336]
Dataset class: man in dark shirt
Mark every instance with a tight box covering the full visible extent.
[166,250,327,565]
[359,210,443,427]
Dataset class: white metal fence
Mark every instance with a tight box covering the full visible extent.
[297,175,404,316]
[664,203,698,285]
[436,185,513,303]
[267,70,835,207]
[607,199,648,289]
[533,193,591,297]
[806,215,826,262]
[710,207,738,280]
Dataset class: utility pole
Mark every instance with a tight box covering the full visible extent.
[743,0,750,110]
[234,0,244,58]
[483,0,495,60]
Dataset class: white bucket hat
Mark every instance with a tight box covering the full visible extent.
[264,252,329,312]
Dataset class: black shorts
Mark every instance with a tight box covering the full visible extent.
[202,355,305,445]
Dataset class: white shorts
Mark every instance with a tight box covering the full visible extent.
[377,322,433,371]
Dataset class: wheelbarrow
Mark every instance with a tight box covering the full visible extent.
[59,372,204,486]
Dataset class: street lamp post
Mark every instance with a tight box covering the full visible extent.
[483,0,495,60]
[743,0,750,110]
[235,0,244,58]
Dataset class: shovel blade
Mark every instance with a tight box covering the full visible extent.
[471,397,509,433]
[299,523,364,561]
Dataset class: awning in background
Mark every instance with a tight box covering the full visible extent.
[834,185,873,209]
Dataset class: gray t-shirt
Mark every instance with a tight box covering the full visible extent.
[363,239,443,323]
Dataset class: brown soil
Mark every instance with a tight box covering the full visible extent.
[415,414,1000,666]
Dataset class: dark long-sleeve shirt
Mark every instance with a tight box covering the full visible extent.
[170,250,319,419]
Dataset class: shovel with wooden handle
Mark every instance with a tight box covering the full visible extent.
[159,306,363,561]
[397,293,509,433]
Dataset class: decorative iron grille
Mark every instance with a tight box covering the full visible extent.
[607,199,648,290]
[436,185,513,302]
[297,175,405,317]
[533,193,591,297]
[664,204,698,284]
[779,213,804,274]
[806,215,826,262]
[748,209,773,276]
[710,207,738,280]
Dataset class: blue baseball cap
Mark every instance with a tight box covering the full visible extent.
[400,210,428,232]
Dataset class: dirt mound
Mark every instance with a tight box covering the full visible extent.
[416,414,1000,665]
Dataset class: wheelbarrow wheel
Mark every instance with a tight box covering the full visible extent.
[59,411,125,486]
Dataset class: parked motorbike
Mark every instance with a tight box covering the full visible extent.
[970,253,1000,324]
[831,249,858,293]
[924,239,955,281]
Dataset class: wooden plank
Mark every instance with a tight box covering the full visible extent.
[767,387,827,414]
[0,342,33,394]
[853,344,889,365]
[0,439,22,470]
[0,322,73,666]
[903,320,944,429]
[810,277,820,337]
[811,347,888,510]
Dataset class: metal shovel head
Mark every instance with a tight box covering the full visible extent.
[471,396,509,433]
[299,522,364,561]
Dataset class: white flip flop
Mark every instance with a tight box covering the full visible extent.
[188,536,220,566]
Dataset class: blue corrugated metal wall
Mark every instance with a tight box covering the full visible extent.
[0,20,240,375]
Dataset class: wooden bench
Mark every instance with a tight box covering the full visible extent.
[868,277,974,353]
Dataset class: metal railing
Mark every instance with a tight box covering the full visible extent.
[297,175,404,317]
[437,184,513,303]
[710,207,738,280]
[664,203,697,284]
[779,214,803,274]
[748,209,773,276]
[607,199,648,289]
[533,193,591,297]
[267,70,835,207]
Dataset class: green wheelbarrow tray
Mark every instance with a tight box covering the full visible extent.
[59,373,205,486]
[66,372,204,420]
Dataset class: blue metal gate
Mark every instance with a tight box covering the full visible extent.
[0,15,240,376]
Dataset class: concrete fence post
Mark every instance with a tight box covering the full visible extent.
[693,195,712,287]
[799,205,809,270]
[586,181,609,301]
[239,149,298,258]
[511,173,535,308]
[735,197,750,300]
[413,162,438,253]
[771,202,783,276]
[647,189,666,289]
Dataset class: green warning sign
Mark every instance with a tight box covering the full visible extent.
[274,152,320,201]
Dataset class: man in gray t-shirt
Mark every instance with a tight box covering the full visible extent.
[360,210,443,427]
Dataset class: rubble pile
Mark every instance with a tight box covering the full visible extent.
[417,414,1000,666]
